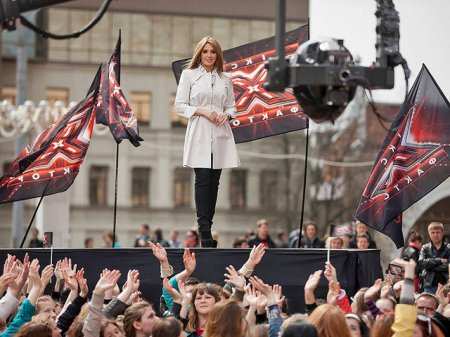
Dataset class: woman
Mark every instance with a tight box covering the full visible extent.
[308,304,352,337]
[185,283,221,337]
[175,36,239,248]
[204,301,247,337]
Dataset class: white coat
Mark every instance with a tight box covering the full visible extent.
[175,65,240,169]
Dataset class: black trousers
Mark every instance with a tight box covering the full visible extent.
[194,167,222,239]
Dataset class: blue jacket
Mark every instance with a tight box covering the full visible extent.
[0,298,36,337]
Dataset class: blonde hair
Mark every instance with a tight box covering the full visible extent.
[308,304,352,337]
[123,301,151,337]
[188,36,224,74]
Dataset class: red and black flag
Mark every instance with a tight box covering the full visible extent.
[355,65,450,247]
[0,93,97,204]
[172,25,309,143]
[96,32,143,147]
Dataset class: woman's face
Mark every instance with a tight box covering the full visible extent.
[194,291,217,315]
[104,323,125,337]
[139,307,159,336]
[201,43,217,70]
[346,317,362,337]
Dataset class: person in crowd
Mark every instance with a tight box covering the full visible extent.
[168,230,182,248]
[277,231,289,248]
[84,237,94,249]
[175,36,239,248]
[299,222,325,248]
[153,228,170,247]
[28,227,44,248]
[355,234,370,250]
[233,237,250,248]
[134,224,151,248]
[349,221,377,249]
[184,230,200,248]
[401,231,423,262]
[326,237,344,249]
[418,222,450,293]
[247,219,277,248]
[415,293,440,317]
[102,231,121,248]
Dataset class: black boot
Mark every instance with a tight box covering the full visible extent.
[201,239,218,248]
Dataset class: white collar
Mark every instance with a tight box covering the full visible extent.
[198,64,218,76]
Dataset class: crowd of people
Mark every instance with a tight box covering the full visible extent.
[7,220,450,337]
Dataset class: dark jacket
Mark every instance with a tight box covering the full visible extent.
[348,233,377,249]
[418,241,450,290]
[300,237,325,249]
[248,235,277,248]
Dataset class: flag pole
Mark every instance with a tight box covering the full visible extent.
[112,143,119,248]
[297,126,309,247]
[20,181,51,248]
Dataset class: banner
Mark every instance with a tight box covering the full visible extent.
[355,65,450,247]
[96,32,143,147]
[172,25,309,143]
[0,94,96,204]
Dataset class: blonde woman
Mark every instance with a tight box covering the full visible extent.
[175,36,239,248]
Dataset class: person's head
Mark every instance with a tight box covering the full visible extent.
[249,324,269,337]
[100,320,125,337]
[407,231,423,249]
[233,237,249,248]
[205,301,247,337]
[170,230,179,241]
[278,231,288,243]
[139,224,150,236]
[281,313,308,333]
[84,237,94,248]
[31,227,39,239]
[30,313,60,337]
[150,317,183,337]
[356,235,370,249]
[188,283,221,331]
[427,222,444,246]
[351,288,369,315]
[305,223,318,240]
[345,314,369,337]
[36,296,56,316]
[370,315,394,337]
[102,231,114,245]
[256,219,269,240]
[188,36,224,73]
[154,228,164,242]
[308,304,352,337]
[15,322,55,337]
[282,322,318,337]
[416,293,440,317]
[327,237,344,249]
[123,301,158,337]
[375,298,396,316]
[184,230,199,248]
[355,222,368,235]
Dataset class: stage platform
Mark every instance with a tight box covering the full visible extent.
[0,248,382,313]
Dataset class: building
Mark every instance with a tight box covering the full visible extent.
[0,0,308,248]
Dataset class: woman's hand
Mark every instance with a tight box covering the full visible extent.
[215,113,228,126]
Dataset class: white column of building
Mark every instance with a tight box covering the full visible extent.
[116,143,131,207]
[151,133,173,208]
[247,168,260,210]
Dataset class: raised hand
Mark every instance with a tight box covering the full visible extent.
[76,269,89,298]
[224,265,246,291]
[148,241,168,263]
[41,264,54,288]
[364,278,382,301]
[62,266,78,292]
[244,284,259,308]
[178,279,192,304]
[248,244,266,268]
[0,272,17,293]
[94,269,121,296]
[305,270,323,292]
[327,280,341,305]
[324,262,337,283]
[272,284,285,308]
[28,259,42,289]
[163,277,182,303]
[183,249,196,275]
[54,260,64,281]
[8,255,30,297]
[3,254,16,274]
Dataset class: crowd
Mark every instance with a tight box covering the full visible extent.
[6,220,450,337]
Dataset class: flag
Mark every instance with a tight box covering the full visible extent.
[172,25,309,143]
[355,65,450,247]
[0,93,97,204]
[96,32,143,147]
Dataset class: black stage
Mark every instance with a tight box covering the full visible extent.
[0,248,382,313]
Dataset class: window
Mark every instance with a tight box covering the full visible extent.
[170,93,188,127]
[46,87,69,106]
[89,166,109,206]
[230,169,247,209]
[174,167,191,208]
[0,87,17,104]
[260,170,278,209]
[130,91,151,125]
[131,167,150,207]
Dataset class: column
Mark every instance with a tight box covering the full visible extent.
[247,169,260,210]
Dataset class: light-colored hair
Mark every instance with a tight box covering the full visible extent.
[123,301,151,337]
[308,304,352,337]
[428,222,444,231]
[188,36,224,74]
[370,315,394,337]
[205,301,247,337]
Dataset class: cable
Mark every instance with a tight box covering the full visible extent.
[19,0,112,39]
